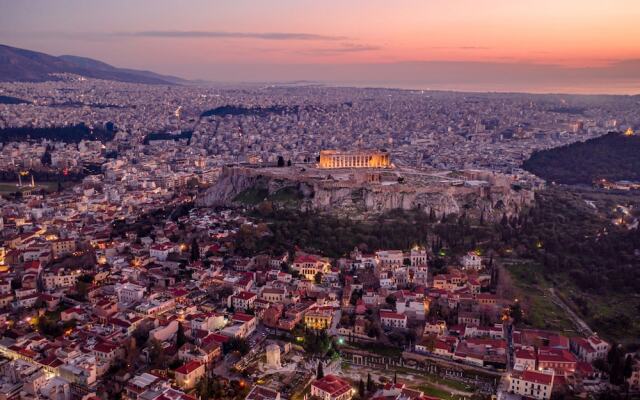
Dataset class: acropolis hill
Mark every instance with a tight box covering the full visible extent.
[200,155,540,219]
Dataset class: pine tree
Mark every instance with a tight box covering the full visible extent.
[190,238,200,262]
[316,360,324,379]
[366,372,374,393]
[176,322,187,348]
[41,150,52,166]
[624,355,634,396]
[358,379,365,397]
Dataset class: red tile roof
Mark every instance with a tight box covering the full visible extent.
[380,310,406,320]
[521,370,553,385]
[174,360,202,375]
[312,375,352,397]
[234,291,257,300]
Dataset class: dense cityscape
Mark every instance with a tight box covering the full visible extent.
[1,1,640,399]
[0,74,638,400]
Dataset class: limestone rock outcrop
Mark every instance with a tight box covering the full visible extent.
[199,165,536,220]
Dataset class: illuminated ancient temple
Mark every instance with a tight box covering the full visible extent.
[318,149,391,169]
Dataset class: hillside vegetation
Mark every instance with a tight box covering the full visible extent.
[0,123,114,143]
[235,187,640,342]
[523,132,640,184]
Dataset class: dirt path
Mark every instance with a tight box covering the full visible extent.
[548,288,594,336]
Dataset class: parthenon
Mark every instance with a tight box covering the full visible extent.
[318,149,392,169]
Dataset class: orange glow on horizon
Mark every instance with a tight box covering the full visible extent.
[2,0,640,91]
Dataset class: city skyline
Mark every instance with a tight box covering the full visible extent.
[1,0,640,93]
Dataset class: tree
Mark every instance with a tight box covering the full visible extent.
[133,324,150,347]
[38,316,62,337]
[316,360,324,379]
[190,238,200,262]
[501,212,508,227]
[366,373,374,393]
[385,294,397,308]
[367,324,380,338]
[148,339,167,369]
[287,160,292,167]
[623,355,633,395]
[314,272,323,284]
[510,302,523,325]
[350,289,363,306]
[74,274,93,300]
[41,150,52,166]
[176,322,187,348]
[223,338,250,356]
[623,354,633,377]
[277,156,285,167]
[358,379,365,397]
[608,344,625,385]
[125,337,139,368]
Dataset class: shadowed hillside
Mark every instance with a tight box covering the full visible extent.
[523,132,640,184]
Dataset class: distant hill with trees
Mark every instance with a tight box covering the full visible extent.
[0,95,29,104]
[200,105,298,118]
[143,130,192,144]
[523,132,640,184]
[0,123,115,144]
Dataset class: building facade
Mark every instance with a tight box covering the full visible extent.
[318,150,391,169]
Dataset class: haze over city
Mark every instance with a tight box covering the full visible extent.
[1,0,640,93]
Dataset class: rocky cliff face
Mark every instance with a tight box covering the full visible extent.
[199,166,266,206]
[199,166,535,220]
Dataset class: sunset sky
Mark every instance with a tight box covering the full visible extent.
[1,0,639,93]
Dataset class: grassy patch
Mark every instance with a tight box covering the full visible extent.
[506,262,640,344]
[504,263,575,333]
[430,376,472,392]
[394,366,484,392]
[561,287,640,345]
[0,181,74,196]
[418,384,468,400]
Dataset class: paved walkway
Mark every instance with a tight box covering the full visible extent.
[548,288,594,336]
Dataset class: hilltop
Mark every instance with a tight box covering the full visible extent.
[523,132,640,185]
[0,44,187,84]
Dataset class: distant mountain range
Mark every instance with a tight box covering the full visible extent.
[0,44,188,85]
